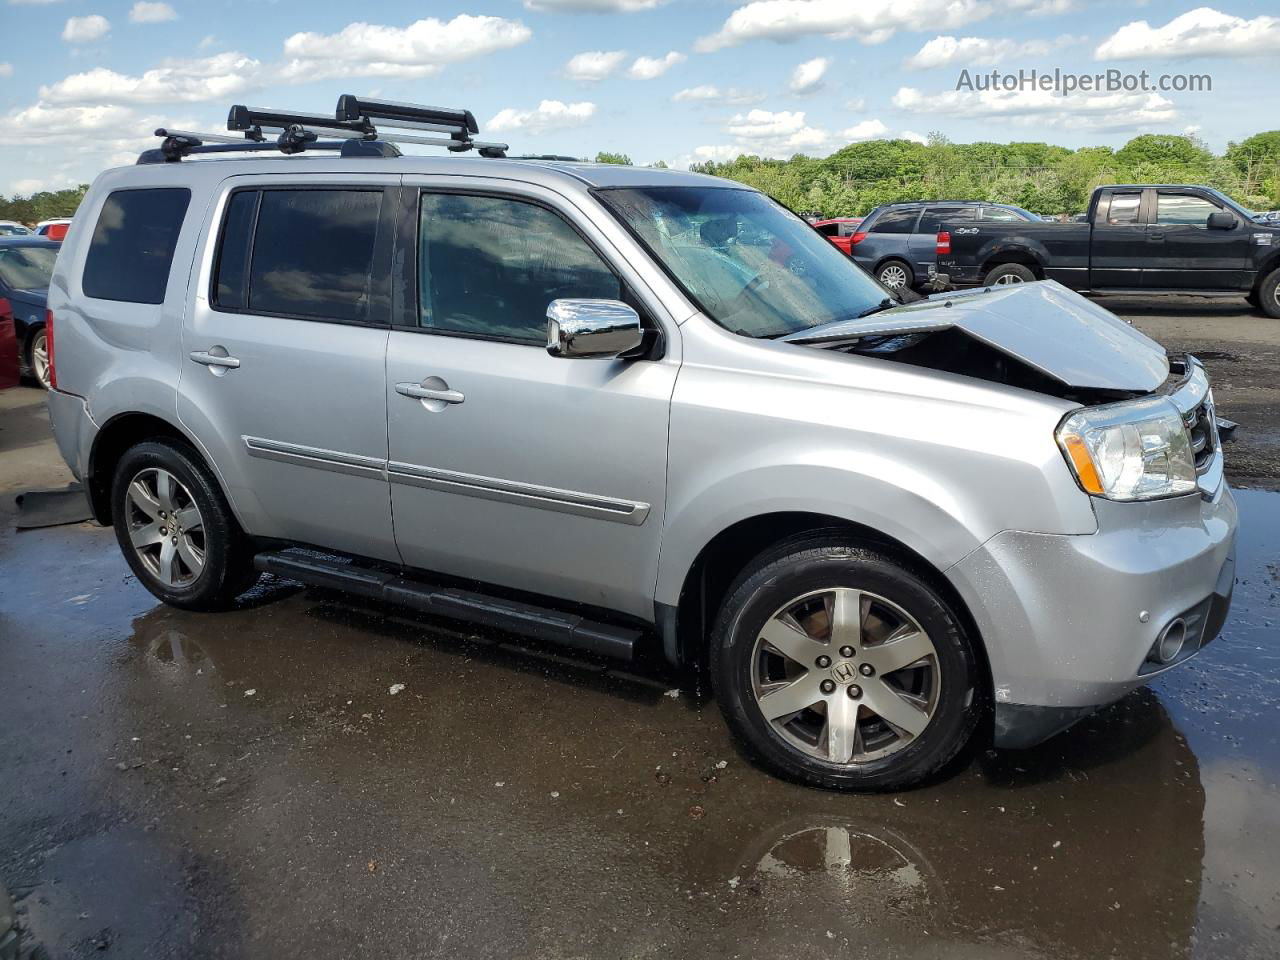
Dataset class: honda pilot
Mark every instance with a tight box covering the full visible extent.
[43,97,1236,791]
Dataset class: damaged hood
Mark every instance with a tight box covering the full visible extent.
[783,280,1169,392]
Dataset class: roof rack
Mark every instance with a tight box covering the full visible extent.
[137,94,510,165]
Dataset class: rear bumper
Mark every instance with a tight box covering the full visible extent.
[45,387,96,484]
[948,484,1237,747]
[936,261,983,285]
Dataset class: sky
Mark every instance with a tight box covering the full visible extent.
[0,0,1277,195]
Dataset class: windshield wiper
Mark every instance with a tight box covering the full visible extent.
[855,297,897,319]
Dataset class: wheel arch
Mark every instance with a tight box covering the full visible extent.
[980,249,1045,280]
[86,411,228,526]
[660,510,992,699]
[1251,250,1280,295]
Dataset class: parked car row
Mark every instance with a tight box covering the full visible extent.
[0,218,72,240]
[936,184,1280,317]
[0,236,59,387]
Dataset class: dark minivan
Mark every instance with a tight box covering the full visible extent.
[851,201,1038,290]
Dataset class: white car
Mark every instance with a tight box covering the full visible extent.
[0,221,31,237]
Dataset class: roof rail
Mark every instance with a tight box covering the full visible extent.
[138,94,509,165]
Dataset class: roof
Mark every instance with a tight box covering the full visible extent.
[93,153,737,200]
[0,236,60,248]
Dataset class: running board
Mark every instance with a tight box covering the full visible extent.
[254,550,641,661]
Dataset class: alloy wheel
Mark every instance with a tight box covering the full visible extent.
[993,273,1024,285]
[878,265,907,289]
[31,330,51,389]
[750,587,940,764]
[123,468,206,587]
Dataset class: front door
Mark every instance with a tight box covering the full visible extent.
[1143,189,1252,290]
[178,180,398,562]
[385,182,678,619]
[1088,189,1148,288]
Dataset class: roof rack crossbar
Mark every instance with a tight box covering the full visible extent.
[141,94,511,163]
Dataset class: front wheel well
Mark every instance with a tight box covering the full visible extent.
[86,413,193,524]
[670,512,990,692]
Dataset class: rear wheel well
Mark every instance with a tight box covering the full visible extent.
[981,252,1043,279]
[86,413,192,524]
[671,512,990,691]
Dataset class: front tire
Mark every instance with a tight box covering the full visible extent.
[710,536,984,791]
[983,263,1036,286]
[111,440,259,610]
[1257,267,1280,318]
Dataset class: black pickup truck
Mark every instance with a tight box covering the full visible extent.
[936,184,1280,317]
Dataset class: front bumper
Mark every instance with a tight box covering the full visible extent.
[948,484,1237,748]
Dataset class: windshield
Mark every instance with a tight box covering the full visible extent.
[0,245,57,289]
[596,186,886,338]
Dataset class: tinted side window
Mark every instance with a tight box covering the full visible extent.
[1106,193,1142,225]
[868,210,919,234]
[838,223,861,237]
[248,189,382,323]
[980,206,1023,222]
[918,207,975,233]
[83,188,190,304]
[212,191,258,309]
[418,193,621,342]
[1156,194,1219,226]
[814,223,838,237]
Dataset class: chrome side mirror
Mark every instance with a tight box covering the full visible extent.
[546,299,643,359]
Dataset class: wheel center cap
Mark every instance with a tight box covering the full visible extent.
[830,661,858,685]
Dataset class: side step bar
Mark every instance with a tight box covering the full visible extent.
[254,550,641,661]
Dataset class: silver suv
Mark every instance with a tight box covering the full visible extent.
[45,97,1236,791]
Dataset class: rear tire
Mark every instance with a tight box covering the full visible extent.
[709,534,984,791]
[875,259,914,291]
[1257,267,1280,318]
[27,327,51,389]
[983,263,1036,286]
[111,440,259,610]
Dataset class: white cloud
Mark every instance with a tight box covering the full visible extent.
[789,56,830,94]
[564,50,627,82]
[843,118,888,140]
[1095,7,1280,60]
[0,102,167,146]
[900,129,929,143]
[523,0,664,10]
[691,144,745,162]
[40,53,265,105]
[9,176,80,195]
[697,0,991,52]
[1004,0,1077,14]
[62,14,110,43]
[281,15,532,81]
[892,85,1178,131]
[905,35,1052,69]
[129,1,176,23]
[198,35,216,49]
[0,63,12,78]
[671,85,763,105]
[628,51,685,79]
[726,108,832,152]
[488,100,596,133]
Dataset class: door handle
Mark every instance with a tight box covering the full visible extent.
[189,350,240,369]
[395,382,464,404]
[1148,232,1165,242]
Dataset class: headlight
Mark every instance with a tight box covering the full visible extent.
[1056,395,1196,501]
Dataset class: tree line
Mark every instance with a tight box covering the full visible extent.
[689,131,1280,218]
[0,184,89,225]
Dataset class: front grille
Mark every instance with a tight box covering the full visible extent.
[1184,397,1217,474]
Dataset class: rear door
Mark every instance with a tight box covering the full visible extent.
[854,208,918,272]
[384,179,678,619]
[1088,189,1148,288]
[1144,189,1251,290]
[177,177,398,561]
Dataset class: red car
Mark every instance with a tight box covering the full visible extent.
[811,217,864,256]
[0,296,19,390]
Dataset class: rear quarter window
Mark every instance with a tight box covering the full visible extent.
[867,210,919,235]
[82,188,191,304]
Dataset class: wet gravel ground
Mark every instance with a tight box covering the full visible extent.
[1,300,1278,959]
